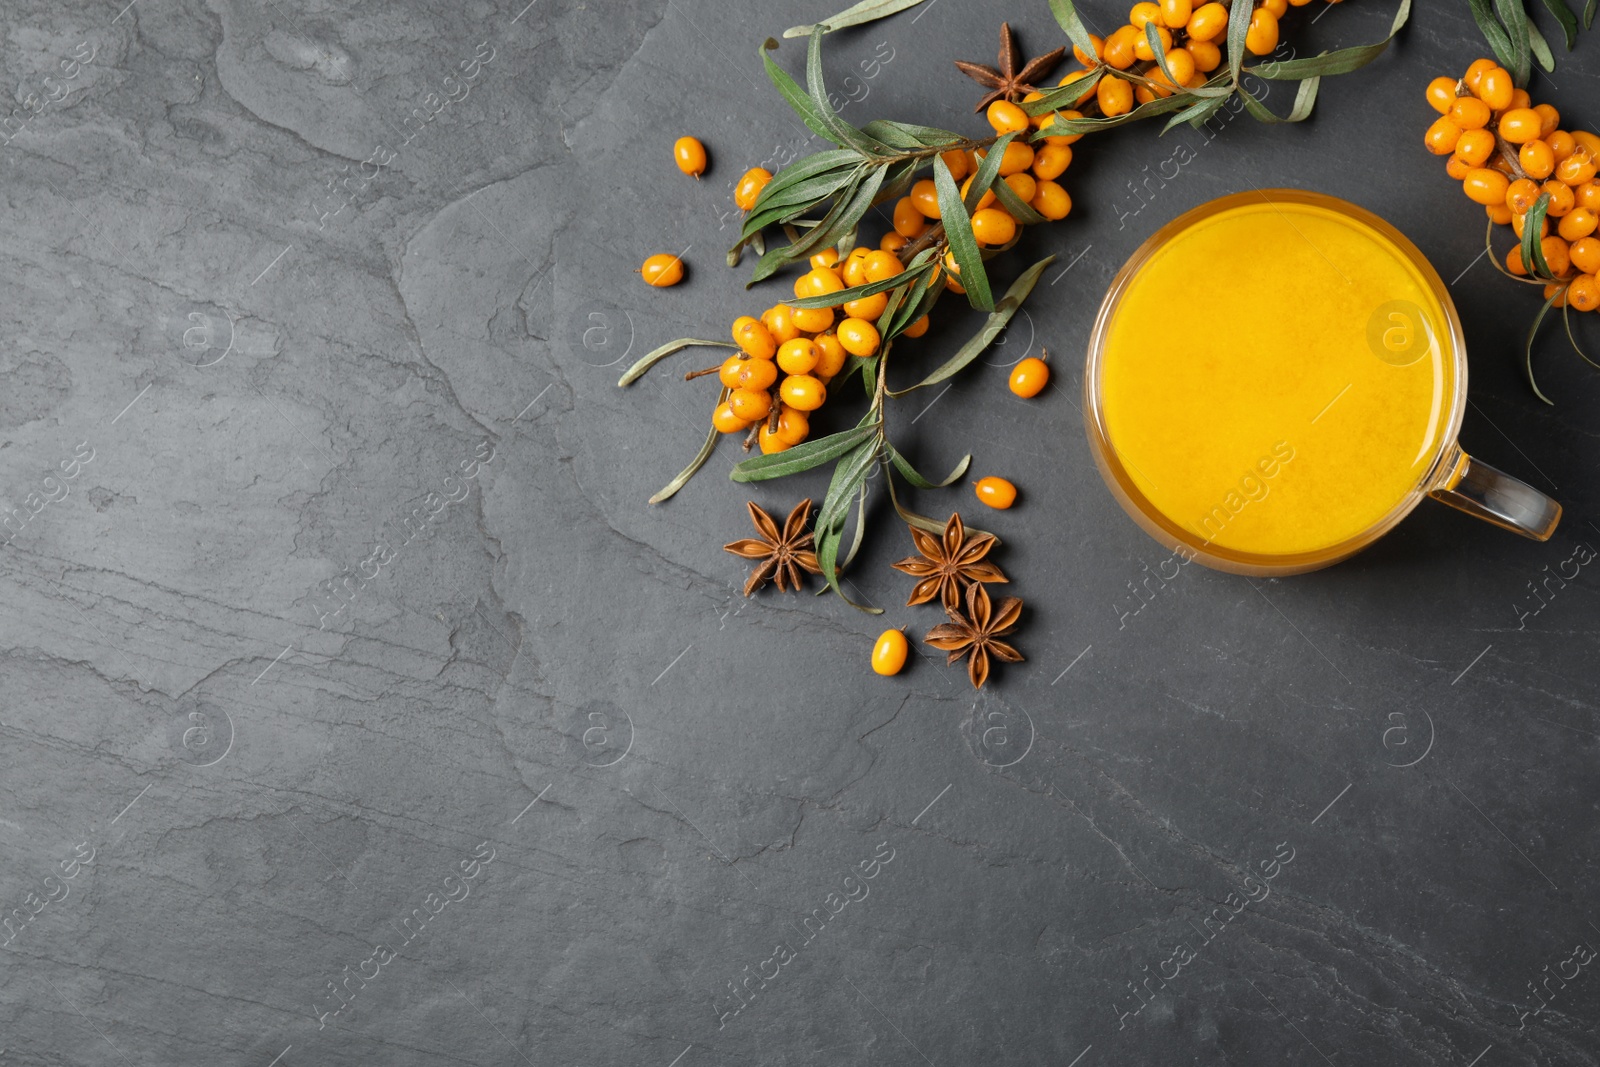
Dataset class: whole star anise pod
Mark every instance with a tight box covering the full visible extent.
[925,582,1024,690]
[724,499,822,596]
[891,512,1007,614]
[954,22,1067,112]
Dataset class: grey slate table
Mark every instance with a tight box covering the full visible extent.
[2,1,1598,1064]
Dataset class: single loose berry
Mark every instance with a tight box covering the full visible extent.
[712,402,749,434]
[733,316,777,359]
[673,136,707,177]
[1009,356,1050,397]
[729,387,771,422]
[640,253,684,286]
[871,629,908,676]
[734,167,772,210]
[790,305,834,333]
[975,476,1018,509]
[1031,180,1072,220]
[837,317,881,357]
[776,338,820,375]
[779,374,826,411]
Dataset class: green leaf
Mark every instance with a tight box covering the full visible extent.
[751,150,861,212]
[839,482,872,572]
[887,473,996,542]
[1541,0,1581,48]
[741,167,861,240]
[1493,0,1533,84]
[1530,20,1557,71]
[805,26,888,158]
[1524,289,1562,404]
[1028,89,1200,136]
[816,440,879,538]
[1145,21,1181,85]
[861,119,965,148]
[988,171,1049,225]
[891,269,947,336]
[1163,94,1228,133]
[1521,191,1552,276]
[784,0,929,38]
[1239,77,1321,123]
[1227,0,1255,84]
[1467,0,1516,67]
[963,131,1012,213]
[889,256,1054,394]
[729,422,880,482]
[1047,0,1102,68]
[887,445,970,488]
[747,167,888,285]
[649,387,727,503]
[1587,0,1597,30]
[618,338,736,387]
[790,252,936,308]
[1248,0,1411,79]
[933,152,993,312]
[1022,71,1104,116]
[761,38,852,146]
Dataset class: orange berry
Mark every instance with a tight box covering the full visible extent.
[1425,76,1458,114]
[940,149,974,181]
[1031,180,1072,220]
[756,426,791,454]
[1534,104,1561,136]
[728,387,771,422]
[640,253,685,286]
[794,267,844,300]
[779,374,826,411]
[1499,108,1544,144]
[1506,245,1529,276]
[1187,2,1229,41]
[1486,202,1514,225]
[987,99,1030,135]
[1425,116,1462,156]
[775,405,809,445]
[1032,143,1073,181]
[1244,8,1278,55]
[974,476,1018,509]
[718,355,747,389]
[1512,211,1548,240]
[1507,178,1543,215]
[1569,274,1600,311]
[1544,180,1577,216]
[1072,33,1105,65]
[1133,24,1173,61]
[911,178,942,218]
[736,358,777,391]
[1543,235,1572,277]
[712,402,750,434]
[841,248,871,286]
[1510,89,1532,109]
[809,248,841,270]
[1455,129,1495,167]
[1547,131,1578,161]
[1261,0,1288,15]
[1003,172,1038,204]
[1556,149,1598,186]
[996,141,1035,176]
[1103,26,1139,68]
[871,628,908,676]
[1039,109,1085,145]
[1445,155,1474,180]
[1559,208,1597,242]
[1574,131,1600,159]
[1571,236,1600,275]
[1478,66,1514,111]
[972,206,1018,245]
[844,290,890,321]
[961,174,997,210]
[673,136,707,177]
[1189,39,1222,72]
[790,305,834,333]
[762,304,800,344]
[1160,0,1192,27]
[1578,181,1600,211]
[1130,2,1163,27]
[1449,97,1491,131]
[1462,168,1510,206]
[1544,282,1569,307]
[813,333,847,377]
[903,314,931,338]
[879,231,909,253]
[1162,47,1196,85]
[893,197,927,238]
[734,167,772,210]
[1463,58,1496,94]
[776,338,819,375]
[863,250,903,283]
[1520,139,1556,180]
[732,316,777,359]
[836,317,881,357]
[1098,76,1135,117]
[1009,356,1050,398]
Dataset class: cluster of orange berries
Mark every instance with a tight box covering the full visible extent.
[1425,59,1600,312]
[712,245,931,454]
[1059,0,1335,117]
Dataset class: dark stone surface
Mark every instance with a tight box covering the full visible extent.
[1,1,1597,1064]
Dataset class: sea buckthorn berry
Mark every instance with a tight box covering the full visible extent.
[1511,211,1547,240]
[1507,178,1543,214]
[1134,83,1158,105]
[1499,108,1543,144]
[733,316,777,359]
[790,305,834,333]
[975,476,1018,509]
[1245,9,1278,55]
[961,174,998,210]
[972,207,1018,245]
[1544,180,1577,216]
[837,317,881,357]
[1072,33,1105,65]
[996,141,1035,176]
[712,402,749,434]
[910,178,942,219]
[879,231,909,253]
[1040,108,1085,145]
[1160,0,1192,27]
[1463,58,1496,93]
[945,273,967,294]
[1569,274,1600,311]
[1057,68,1099,104]
[1424,116,1462,156]
[1455,129,1495,168]
[810,247,841,269]
[1572,236,1600,274]
[775,405,809,445]
[640,253,684,286]
[1103,26,1139,68]
[1486,202,1514,225]
[1448,97,1491,131]
[1130,2,1162,27]
[942,248,962,277]
[1446,155,1474,180]
[842,248,871,286]
[1477,66,1513,110]
[776,338,819,375]
[903,314,931,338]
[1534,104,1561,136]
[1544,282,1569,307]
[1032,179,1072,220]
[1520,139,1556,180]
[729,387,771,422]
[1032,143,1073,181]
[1557,150,1598,186]
[1098,76,1135,117]
[871,629,908,676]
[762,304,800,343]
[1505,245,1529,276]
[1187,2,1229,40]
[673,136,707,177]
[1003,172,1038,204]
[863,250,903,283]
[1578,181,1600,211]
[737,358,778,391]
[1022,90,1047,126]
[814,333,847,377]
[1261,0,1288,15]
[1510,88,1532,109]
[893,196,927,238]
[1009,355,1050,397]
[1559,208,1598,242]
[1462,167,1510,206]
[734,167,773,211]
[1547,131,1577,161]
[844,290,890,321]
[1543,235,1573,276]
[1574,131,1600,159]
[987,99,1030,135]
[795,267,845,300]
[779,374,826,411]
[941,148,974,181]
[718,356,747,389]
[1425,76,1459,114]
[1162,47,1196,86]
[1133,25,1173,61]
[1189,39,1222,72]
[756,425,791,454]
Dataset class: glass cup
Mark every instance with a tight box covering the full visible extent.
[1084,189,1561,577]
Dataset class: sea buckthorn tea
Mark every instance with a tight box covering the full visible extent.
[1085,190,1562,576]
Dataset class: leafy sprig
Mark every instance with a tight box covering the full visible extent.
[1467,0,1595,85]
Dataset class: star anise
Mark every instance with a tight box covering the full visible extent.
[724,499,822,596]
[954,22,1067,112]
[891,512,1007,614]
[925,582,1024,690]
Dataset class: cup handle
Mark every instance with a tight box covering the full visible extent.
[1428,446,1561,541]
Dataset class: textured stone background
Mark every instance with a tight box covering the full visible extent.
[1,0,1597,1064]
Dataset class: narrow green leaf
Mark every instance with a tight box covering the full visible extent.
[751,150,860,213]
[1164,94,1227,133]
[741,167,860,240]
[649,388,726,503]
[887,474,997,542]
[805,26,887,158]
[1022,71,1104,116]
[861,119,965,148]
[888,256,1055,394]
[1524,290,1562,404]
[790,253,936,309]
[1047,0,1102,68]
[729,422,880,482]
[816,440,879,539]
[887,445,971,489]
[1540,0,1581,48]
[892,270,947,336]
[1493,0,1533,84]
[933,153,993,312]
[1467,0,1516,67]
[839,481,872,573]
[748,169,886,285]
[784,0,928,38]
[1528,19,1556,70]
[761,38,850,145]
[1521,192,1552,276]
[1146,22,1181,86]
[1587,0,1597,30]
[1561,301,1600,370]
[1239,77,1321,123]
[988,171,1049,224]
[1227,0,1255,84]
[618,339,736,387]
